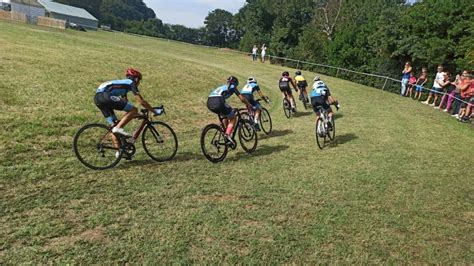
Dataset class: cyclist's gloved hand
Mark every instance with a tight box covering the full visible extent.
[335,100,340,110]
[154,108,164,116]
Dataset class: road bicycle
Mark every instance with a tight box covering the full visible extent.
[73,105,178,170]
[298,87,310,110]
[315,107,336,150]
[282,97,295,119]
[200,108,257,163]
[239,98,272,135]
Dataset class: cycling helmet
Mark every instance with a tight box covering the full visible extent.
[295,70,301,75]
[313,76,321,81]
[315,81,326,87]
[227,76,239,86]
[247,77,257,84]
[126,67,142,81]
[282,71,289,77]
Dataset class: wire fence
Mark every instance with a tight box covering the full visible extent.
[107,29,471,106]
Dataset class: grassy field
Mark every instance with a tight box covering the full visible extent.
[0,21,473,263]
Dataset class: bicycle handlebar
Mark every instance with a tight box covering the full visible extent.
[140,105,165,116]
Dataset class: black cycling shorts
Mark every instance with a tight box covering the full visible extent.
[207,96,235,118]
[94,92,133,118]
[311,96,332,114]
[242,94,261,109]
[279,86,292,95]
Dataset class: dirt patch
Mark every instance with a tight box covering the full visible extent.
[192,194,240,202]
[45,227,108,251]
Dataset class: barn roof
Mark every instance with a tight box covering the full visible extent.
[11,0,42,8]
[38,0,97,21]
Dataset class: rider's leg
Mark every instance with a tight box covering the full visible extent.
[255,109,261,123]
[116,107,138,129]
[225,115,237,136]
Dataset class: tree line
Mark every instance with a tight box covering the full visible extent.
[58,0,473,77]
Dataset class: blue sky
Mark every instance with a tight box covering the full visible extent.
[143,0,247,28]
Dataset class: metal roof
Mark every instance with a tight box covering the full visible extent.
[11,0,42,8]
[38,0,97,21]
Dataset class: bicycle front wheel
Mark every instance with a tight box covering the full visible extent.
[327,115,336,141]
[201,124,228,163]
[142,121,178,162]
[73,123,122,170]
[238,119,258,153]
[260,108,272,134]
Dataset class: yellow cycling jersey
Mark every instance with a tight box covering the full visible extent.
[294,75,307,87]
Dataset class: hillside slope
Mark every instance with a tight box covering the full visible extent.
[0,21,473,264]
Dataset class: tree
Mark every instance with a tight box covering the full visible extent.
[203,9,240,48]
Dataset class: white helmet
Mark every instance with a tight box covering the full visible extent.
[314,80,326,88]
[247,77,257,84]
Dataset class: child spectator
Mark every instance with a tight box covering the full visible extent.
[407,71,417,98]
[414,67,428,101]
[423,65,445,106]
[251,45,258,61]
[437,72,455,111]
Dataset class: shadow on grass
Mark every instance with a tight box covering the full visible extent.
[118,151,206,169]
[293,111,313,117]
[328,133,358,147]
[334,113,344,120]
[260,129,293,139]
[229,144,290,161]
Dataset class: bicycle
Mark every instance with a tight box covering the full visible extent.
[239,98,273,135]
[298,87,310,110]
[200,108,258,163]
[73,105,178,170]
[315,107,335,150]
[282,96,295,119]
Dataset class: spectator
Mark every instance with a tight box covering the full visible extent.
[423,65,445,106]
[400,62,412,96]
[451,71,469,118]
[414,67,428,101]
[436,72,455,111]
[261,44,267,63]
[458,71,474,122]
[251,45,258,61]
[407,71,417,98]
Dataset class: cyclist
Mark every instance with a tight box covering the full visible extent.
[207,76,253,143]
[310,76,339,129]
[240,77,270,131]
[279,71,298,113]
[94,68,160,138]
[294,70,309,104]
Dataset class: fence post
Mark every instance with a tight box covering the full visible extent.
[336,68,340,77]
[297,60,300,69]
[382,77,388,90]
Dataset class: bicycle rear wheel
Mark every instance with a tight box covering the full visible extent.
[315,118,326,150]
[260,108,272,134]
[201,124,228,163]
[142,121,178,162]
[73,123,122,170]
[283,99,291,118]
[238,119,258,153]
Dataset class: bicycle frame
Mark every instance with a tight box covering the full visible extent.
[217,108,244,140]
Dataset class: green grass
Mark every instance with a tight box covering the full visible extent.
[1,21,473,263]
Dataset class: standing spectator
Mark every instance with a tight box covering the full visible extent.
[400,62,412,96]
[251,45,258,61]
[406,71,417,98]
[423,65,445,106]
[451,70,470,118]
[458,71,474,122]
[414,67,428,101]
[436,72,454,110]
[261,44,267,63]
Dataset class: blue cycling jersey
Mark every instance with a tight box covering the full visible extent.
[310,82,331,98]
[96,79,139,96]
[209,84,240,99]
[240,83,260,95]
